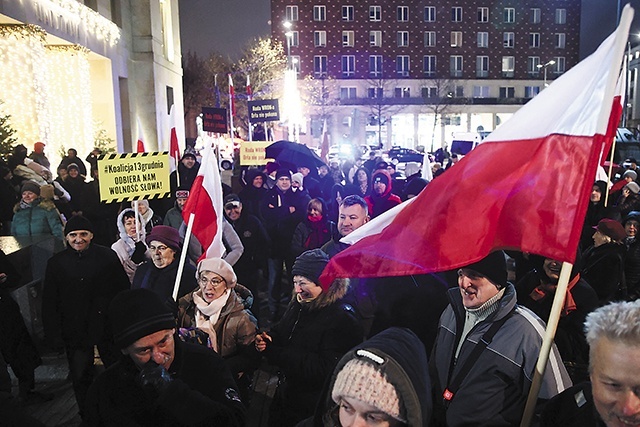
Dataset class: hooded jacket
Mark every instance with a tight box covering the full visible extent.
[306,327,432,427]
[239,169,268,219]
[11,197,64,241]
[365,169,401,218]
[431,285,572,426]
[111,209,147,283]
[263,278,363,426]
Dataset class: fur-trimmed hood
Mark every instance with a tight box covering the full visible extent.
[13,197,57,213]
[293,278,350,311]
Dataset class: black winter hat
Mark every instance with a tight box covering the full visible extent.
[465,251,507,289]
[276,168,291,180]
[109,289,176,349]
[292,249,330,285]
[64,215,94,235]
[21,181,41,196]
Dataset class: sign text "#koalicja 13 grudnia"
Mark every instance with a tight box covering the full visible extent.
[97,152,171,203]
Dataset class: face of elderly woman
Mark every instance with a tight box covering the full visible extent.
[198,271,227,303]
[148,240,175,268]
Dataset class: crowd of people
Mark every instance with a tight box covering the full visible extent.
[0,141,639,427]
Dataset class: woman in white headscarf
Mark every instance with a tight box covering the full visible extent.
[111,208,147,283]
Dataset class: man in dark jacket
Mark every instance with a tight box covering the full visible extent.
[42,216,130,417]
[321,195,369,258]
[540,300,640,427]
[623,211,640,300]
[364,169,401,218]
[431,251,571,427]
[260,168,307,321]
[84,289,245,426]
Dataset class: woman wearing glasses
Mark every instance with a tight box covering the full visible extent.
[177,257,259,399]
[131,225,197,301]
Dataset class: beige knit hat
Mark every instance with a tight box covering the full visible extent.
[331,358,404,422]
[196,257,237,288]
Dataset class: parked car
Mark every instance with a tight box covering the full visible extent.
[387,147,424,164]
[613,127,640,164]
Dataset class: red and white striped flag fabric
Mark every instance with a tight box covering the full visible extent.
[229,74,236,117]
[182,142,225,260]
[136,117,146,153]
[319,17,630,289]
[168,104,181,173]
[246,75,252,101]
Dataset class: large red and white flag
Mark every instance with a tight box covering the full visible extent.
[168,104,181,173]
[182,142,225,260]
[320,16,630,288]
[136,117,146,153]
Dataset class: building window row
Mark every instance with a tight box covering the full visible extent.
[313,55,566,78]
[306,29,567,50]
[284,5,568,24]
[346,85,542,101]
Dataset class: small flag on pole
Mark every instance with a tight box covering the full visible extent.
[168,104,181,173]
[136,117,146,153]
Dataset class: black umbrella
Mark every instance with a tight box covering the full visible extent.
[265,140,325,171]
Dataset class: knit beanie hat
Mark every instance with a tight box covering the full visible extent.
[626,182,640,194]
[291,172,304,186]
[331,358,404,422]
[66,163,79,172]
[623,211,640,225]
[175,188,189,199]
[109,289,176,349]
[276,168,291,180]
[64,215,94,235]
[146,225,181,251]
[196,258,237,288]
[465,251,507,289]
[266,162,280,175]
[373,172,390,186]
[291,249,329,285]
[624,170,638,180]
[21,181,41,196]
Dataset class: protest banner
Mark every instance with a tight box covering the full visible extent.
[248,99,280,122]
[97,152,170,202]
[239,141,273,166]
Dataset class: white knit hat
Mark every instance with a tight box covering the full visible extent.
[331,358,404,422]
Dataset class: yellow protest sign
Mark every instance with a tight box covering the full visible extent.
[240,141,274,166]
[97,152,171,202]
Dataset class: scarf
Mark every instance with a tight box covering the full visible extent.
[529,274,579,317]
[140,206,154,227]
[19,198,36,210]
[192,289,231,352]
[304,216,327,250]
[455,288,505,358]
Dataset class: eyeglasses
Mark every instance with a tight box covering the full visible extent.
[198,276,226,287]
[149,245,170,252]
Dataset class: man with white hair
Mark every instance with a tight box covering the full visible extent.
[540,299,640,427]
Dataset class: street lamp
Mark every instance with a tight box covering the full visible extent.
[537,60,556,88]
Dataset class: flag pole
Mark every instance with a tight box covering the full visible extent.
[520,6,633,427]
[172,212,195,302]
[605,138,616,207]
[133,200,140,242]
[519,261,572,427]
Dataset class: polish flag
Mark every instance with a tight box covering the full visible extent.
[246,75,252,101]
[319,16,631,288]
[168,104,181,173]
[182,142,225,260]
[136,118,146,153]
[320,119,330,162]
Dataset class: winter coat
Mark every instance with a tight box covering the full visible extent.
[58,156,87,176]
[291,217,336,258]
[539,382,606,427]
[238,169,268,219]
[61,175,88,214]
[260,186,307,256]
[431,285,572,427]
[305,327,432,427]
[625,237,640,299]
[169,161,200,195]
[581,242,626,302]
[177,287,259,376]
[364,170,402,218]
[226,211,270,288]
[163,204,184,230]
[83,339,246,427]
[11,198,64,241]
[42,244,130,349]
[516,270,599,382]
[263,279,363,426]
[132,258,198,302]
[111,209,147,283]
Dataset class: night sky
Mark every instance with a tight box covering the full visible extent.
[178,0,640,61]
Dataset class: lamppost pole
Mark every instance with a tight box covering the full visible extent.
[536,60,556,89]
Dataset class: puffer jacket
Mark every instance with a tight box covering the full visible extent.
[110,208,147,283]
[263,278,363,426]
[304,327,432,427]
[177,285,258,376]
[11,197,64,240]
[431,285,572,427]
